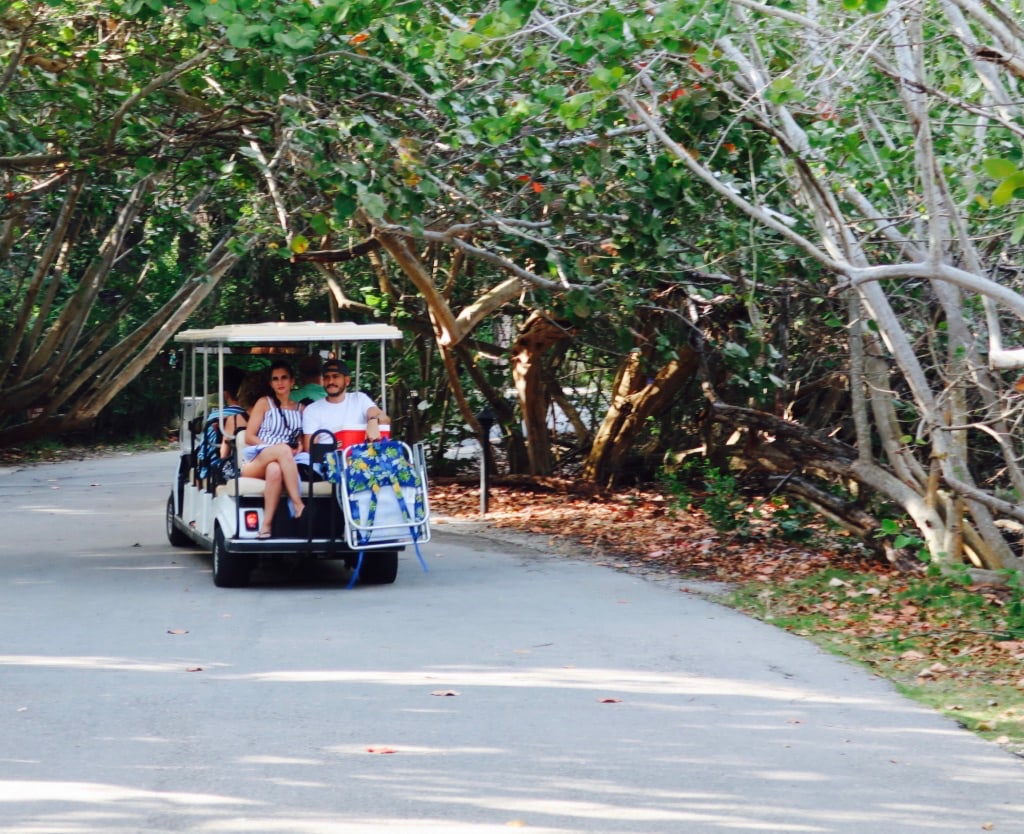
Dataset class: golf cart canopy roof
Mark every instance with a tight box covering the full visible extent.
[174,321,403,345]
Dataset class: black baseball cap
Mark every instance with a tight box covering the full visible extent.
[322,359,351,376]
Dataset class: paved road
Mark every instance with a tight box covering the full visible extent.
[1,449,1022,833]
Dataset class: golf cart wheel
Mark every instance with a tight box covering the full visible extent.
[166,493,192,547]
[212,523,249,588]
[358,550,399,585]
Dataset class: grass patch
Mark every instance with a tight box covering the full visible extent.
[725,568,1024,756]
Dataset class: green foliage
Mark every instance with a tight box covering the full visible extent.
[765,496,818,544]
[94,355,182,439]
[659,461,694,509]
[697,466,748,534]
[661,458,750,535]
[661,456,822,542]
[876,518,931,563]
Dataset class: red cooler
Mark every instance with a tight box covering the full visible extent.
[335,425,390,449]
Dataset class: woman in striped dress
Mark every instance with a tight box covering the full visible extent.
[241,360,306,537]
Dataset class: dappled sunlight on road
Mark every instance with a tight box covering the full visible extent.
[229,662,894,705]
[18,504,95,515]
[324,743,506,757]
[238,755,324,766]
[0,776,831,834]
[415,793,826,827]
[4,768,1020,834]
[2,649,1022,832]
[0,779,254,808]
[0,655,225,673]
[200,818,575,833]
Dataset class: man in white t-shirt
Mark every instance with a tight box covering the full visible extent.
[301,359,390,466]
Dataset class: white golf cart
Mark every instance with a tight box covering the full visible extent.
[165,321,431,587]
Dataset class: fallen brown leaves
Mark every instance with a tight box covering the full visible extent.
[430,482,885,584]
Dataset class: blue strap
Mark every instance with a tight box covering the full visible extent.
[346,550,366,590]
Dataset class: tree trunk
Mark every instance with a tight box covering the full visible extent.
[582,346,699,487]
[511,312,573,476]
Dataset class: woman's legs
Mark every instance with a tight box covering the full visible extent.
[241,444,306,535]
[261,462,282,535]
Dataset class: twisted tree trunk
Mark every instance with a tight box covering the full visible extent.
[511,312,573,476]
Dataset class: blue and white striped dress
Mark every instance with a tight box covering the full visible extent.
[242,397,303,463]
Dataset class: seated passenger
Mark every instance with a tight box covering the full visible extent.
[291,354,326,405]
[301,358,390,475]
[197,365,248,484]
[240,360,306,538]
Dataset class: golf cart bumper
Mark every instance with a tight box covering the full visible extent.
[224,536,405,556]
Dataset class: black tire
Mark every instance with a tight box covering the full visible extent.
[212,523,249,588]
[166,493,192,547]
[357,550,399,585]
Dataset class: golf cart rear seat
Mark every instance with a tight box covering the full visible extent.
[214,476,269,498]
[213,429,334,498]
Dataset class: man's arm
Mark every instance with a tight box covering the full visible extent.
[301,401,317,453]
[365,400,390,440]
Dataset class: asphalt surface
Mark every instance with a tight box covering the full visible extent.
[0,449,1022,833]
